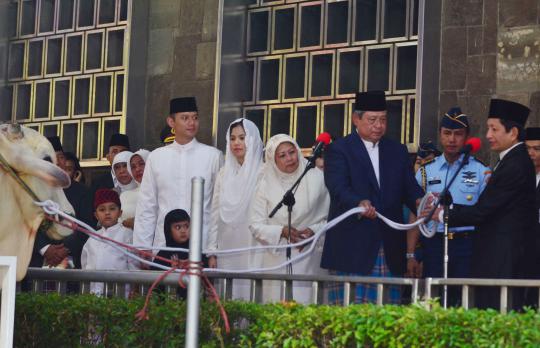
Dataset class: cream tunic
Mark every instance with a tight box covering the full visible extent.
[249,135,330,304]
[133,139,223,250]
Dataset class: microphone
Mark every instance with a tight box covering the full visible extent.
[459,137,481,154]
[311,132,332,160]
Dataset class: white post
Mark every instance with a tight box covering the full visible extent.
[0,256,17,348]
[185,177,204,348]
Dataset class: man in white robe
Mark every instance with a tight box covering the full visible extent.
[134,97,223,252]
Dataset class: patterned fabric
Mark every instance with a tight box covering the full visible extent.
[328,247,401,305]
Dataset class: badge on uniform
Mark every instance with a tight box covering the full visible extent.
[461,171,478,186]
[428,177,441,185]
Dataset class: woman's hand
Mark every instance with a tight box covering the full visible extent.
[281,227,303,243]
[122,217,135,229]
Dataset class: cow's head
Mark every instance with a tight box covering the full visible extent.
[0,123,74,280]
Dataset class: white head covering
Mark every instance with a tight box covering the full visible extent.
[111,151,137,192]
[263,134,307,188]
[127,149,150,185]
[219,118,264,225]
[260,134,325,224]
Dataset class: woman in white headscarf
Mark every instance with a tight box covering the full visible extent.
[207,118,264,300]
[112,151,137,193]
[121,149,150,229]
[249,134,330,304]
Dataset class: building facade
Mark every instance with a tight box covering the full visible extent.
[0,0,538,168]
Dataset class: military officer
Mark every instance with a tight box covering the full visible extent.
[414,107,490,303]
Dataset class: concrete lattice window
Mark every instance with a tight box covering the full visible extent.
[2,0,130,165]
[216,0,420,150]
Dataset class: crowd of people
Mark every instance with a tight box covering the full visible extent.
[27,91,540,309]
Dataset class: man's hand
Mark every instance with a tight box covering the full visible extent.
[359,200,377,219]
[208,256,217,268]
[44,244,68,267]
[405,258,422,278]
[418,195,443,222]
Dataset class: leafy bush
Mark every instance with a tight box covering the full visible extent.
[15,293,540,347]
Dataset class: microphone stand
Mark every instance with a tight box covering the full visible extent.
[269,151,320,301]
[425,150,471,308]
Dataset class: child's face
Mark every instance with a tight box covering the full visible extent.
[94,202,122,228]
[170,221,190,244]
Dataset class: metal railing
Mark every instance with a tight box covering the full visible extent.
[19,268,540,313]
[20,268,420,306]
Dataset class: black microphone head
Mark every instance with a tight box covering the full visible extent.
[459,143,473,154]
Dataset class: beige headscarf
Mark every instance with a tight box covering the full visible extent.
[260,134,322,223]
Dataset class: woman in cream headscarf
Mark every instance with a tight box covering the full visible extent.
[249,134,330,304]
[120,149,150,229]
[207,118,264,300]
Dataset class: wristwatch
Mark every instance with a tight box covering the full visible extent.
[406,253,416,259]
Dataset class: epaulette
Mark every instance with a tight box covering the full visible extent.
[420,157,436,167]
[471,156,488,167]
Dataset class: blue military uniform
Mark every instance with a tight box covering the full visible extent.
[416,108,491,284]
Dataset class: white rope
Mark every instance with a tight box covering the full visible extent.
[131,194,434,255]
[34,193,435,274]
[34,200,174,272]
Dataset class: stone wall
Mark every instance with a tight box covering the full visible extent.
[142,0,219,149]
[438,0,540,162]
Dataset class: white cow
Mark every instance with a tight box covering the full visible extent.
[0,123,74,281]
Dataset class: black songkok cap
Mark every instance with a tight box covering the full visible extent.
[355,91,387,112]
[440,107,469,129]
[526,127,540,141]
[170,97,198,114]
[488,99,530,126]
[108,133,130,150]
[47,136,63,152]
[160,125,175,144]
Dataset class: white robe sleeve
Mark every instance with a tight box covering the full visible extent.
[207,170,223,253]
[133,154,158,248]
[248,181,283,246]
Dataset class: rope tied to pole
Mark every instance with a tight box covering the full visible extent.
[41,210,231,333]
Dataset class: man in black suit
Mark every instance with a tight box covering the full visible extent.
[524,127,540,304]
[426,99,537,309]
[28,144,93,270]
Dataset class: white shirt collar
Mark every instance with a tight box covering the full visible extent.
[172,138,198,151]
[101,222,122,233]
[499,142,522,161]
[536,172,540,187]
[360,137,379,150]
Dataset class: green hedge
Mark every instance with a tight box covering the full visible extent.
[15,293,540,347]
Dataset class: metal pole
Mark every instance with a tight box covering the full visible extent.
[443,206,449,309]
[185,177,204,348]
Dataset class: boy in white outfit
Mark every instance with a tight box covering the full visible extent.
[82,188,137,295]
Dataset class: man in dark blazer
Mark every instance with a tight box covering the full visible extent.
[524,127,540,305]
[321,91,424,304]
[427,99,537,309]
